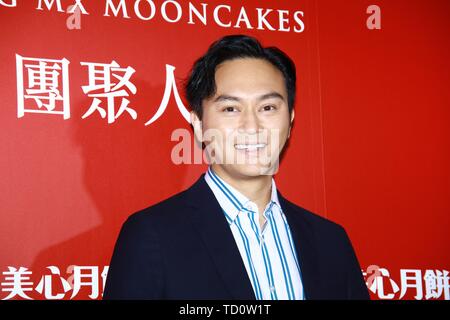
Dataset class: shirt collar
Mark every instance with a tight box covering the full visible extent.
[204,166,282,225]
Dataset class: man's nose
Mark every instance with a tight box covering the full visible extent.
[239,109,259,134]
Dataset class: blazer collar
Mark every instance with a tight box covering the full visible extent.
[277,192,322,300]
[204,166,283,226]
[183,174,256,299]
[183,174,321,300]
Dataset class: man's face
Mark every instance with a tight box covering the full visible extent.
[191,58,294,178]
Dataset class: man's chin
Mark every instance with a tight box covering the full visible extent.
[225,163,277,178]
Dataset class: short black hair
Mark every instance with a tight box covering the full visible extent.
[185,34,296,119]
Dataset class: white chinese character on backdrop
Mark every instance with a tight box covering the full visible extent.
[100,266,109,295]
[35,266,72,300]
[16,54,70,119]
[400,269,423,300]
[67,266,100,299]
[366,265,399,299]
[424,270,450,300]
[81,60,137,124]
[1,267,34,300]
[144,64,190,126]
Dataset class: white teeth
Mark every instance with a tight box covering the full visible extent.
[235,144,266,150]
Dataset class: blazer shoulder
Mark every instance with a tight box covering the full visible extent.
[125,188,190,227]
[125,174,208,226]
[281,196,346,234]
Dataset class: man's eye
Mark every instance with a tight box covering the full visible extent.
[261,105,276,111]
[223,106,237,112]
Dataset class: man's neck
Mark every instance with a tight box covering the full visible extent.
[211,165,273,219]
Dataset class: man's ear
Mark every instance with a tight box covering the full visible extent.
[288,109,295,138]
[190,111,203,144]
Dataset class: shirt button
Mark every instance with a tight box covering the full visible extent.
[270,286,276,293]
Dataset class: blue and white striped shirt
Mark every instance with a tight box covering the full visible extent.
[204,167,305,300]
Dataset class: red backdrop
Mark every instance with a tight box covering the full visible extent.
[0,0,448,300]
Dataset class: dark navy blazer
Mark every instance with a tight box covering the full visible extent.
[103,175,370,300]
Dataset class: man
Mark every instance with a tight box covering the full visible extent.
[103,35,369,300]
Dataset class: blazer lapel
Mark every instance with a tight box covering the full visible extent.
[184,175,256,300]
[278,193,323,300]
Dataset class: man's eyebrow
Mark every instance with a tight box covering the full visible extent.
[257,92,285,102]
[213,92,285,103]
[213,95,241,103]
